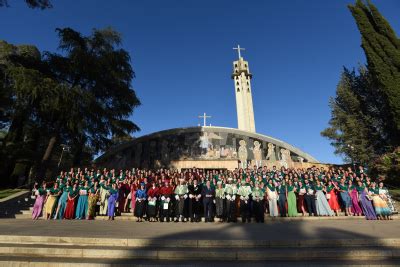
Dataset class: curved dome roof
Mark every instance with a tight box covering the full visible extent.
[96,126,318,169]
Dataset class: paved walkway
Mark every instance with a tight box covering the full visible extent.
[2,257,400,267]
[0,219,399,241]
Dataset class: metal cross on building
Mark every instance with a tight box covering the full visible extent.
[233,44,245,59]
[198,112,211,127]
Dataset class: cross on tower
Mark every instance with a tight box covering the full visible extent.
[198,112,211,127]
[233,44,245,59]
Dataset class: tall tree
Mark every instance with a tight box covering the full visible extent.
[0,41,50,186]
[0,27,140,186]
[348,0,400,146]
[321,67,390,165]
[45,27,141,166]
[323,1,400,182]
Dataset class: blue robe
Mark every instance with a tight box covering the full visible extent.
[107,189,119,217]
[134,189,147,217]
[55,190,69,219]
[75,188,89,219]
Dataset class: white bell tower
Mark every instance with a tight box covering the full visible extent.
[232,45,256,132]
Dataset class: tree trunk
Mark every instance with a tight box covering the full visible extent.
[42,136,57,162]
[4,110,26,146]
[1,111,26,185]
[37,136,57,180]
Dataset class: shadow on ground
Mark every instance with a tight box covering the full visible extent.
[105,220,400,266]
[0,192,32,218]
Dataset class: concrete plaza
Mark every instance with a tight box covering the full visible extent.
[1,219,400,266]
[0,218,399,241]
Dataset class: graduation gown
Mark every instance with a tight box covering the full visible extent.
[188,183,202,220]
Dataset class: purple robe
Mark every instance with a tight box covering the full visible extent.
[32,195,45,220]
[350,188,362,214]
[107,191,119,217]
[359,190,377,220]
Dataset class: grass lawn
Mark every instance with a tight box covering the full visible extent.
[0,189,25,199]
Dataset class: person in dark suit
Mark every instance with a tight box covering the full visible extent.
[188,179,202,222]
[201,180,215,222]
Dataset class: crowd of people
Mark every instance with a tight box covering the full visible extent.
[31,165,397,222]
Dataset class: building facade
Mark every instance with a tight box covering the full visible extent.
[95,126,320,170]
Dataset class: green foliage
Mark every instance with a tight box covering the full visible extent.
[321,67,390,165]
[49,27,141,152]
[372,147,400,185]
[0,27,140,186]
[323,1,400,182]
[348,0,400,143]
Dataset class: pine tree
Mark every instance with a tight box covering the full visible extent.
[323,1,400,182]
[0,27,141,186]
[348,0,400,146]
[321,68,388,165]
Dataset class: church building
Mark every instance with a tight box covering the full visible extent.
[96,46,320,170]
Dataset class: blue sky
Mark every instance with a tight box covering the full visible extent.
[2,0,400,164]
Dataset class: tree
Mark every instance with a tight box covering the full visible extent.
[372,147,400,184]
[348,0,400,145]
[0,27,140,186]
[323,1,400,182]
[0,0,52,9]
[321,67,391,165]
[0,41,50,186]
[46,27,141,166]
[0,41,15,130]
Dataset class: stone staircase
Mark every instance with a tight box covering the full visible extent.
[0,190,33,218]
[0,235,399,266]
[15,206,399,221]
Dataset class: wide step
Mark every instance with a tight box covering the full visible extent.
[16,214,400,221]
[2,257,400,267]
[0,243,399,261]
[1,235,400,248]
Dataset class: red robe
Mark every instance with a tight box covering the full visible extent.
[159,186,173,197]
[64,196,76,219]
[130,184,138,213]
[147,186,160,199]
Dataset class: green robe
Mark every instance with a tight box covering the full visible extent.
[252,187,264,200]
[237,185,252,199]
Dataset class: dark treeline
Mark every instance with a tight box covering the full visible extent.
[0,27,140,187]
